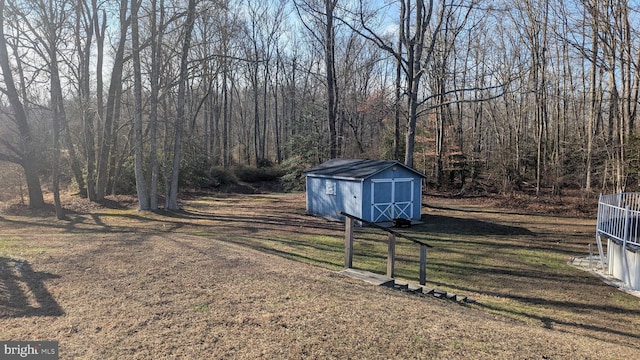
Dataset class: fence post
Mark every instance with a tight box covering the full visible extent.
[419,245,427,285]
[595,194,607,272]
[344,216,353,268]
[617,192,622,208]
[622,205,631,286]
[387,233,396,278]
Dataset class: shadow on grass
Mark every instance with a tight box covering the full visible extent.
[0,257,63,318]
[154,208,343,236]
[424,202,578,218]
[477,292,640,344]
[427,276,640,346]
[417,214,535,236]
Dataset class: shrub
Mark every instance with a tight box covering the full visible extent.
[112,157,137,194]
[231,164,284,183]
[280,155,310,191]
[207,166,237,187]
[180,155,210,188]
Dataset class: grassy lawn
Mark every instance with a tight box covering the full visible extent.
[1,191,639,358]
[178,193,640,342]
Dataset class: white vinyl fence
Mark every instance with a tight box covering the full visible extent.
[596,193,640,290]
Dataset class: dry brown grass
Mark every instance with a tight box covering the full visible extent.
[1,191,639,359]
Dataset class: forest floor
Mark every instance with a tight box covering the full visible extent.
[1,189,639,359]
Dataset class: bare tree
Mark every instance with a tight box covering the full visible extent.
[166,0,197,210]
[15,0,87,216]
[72,0,97,200]
[514,0,551,196]
[96,0,129,201]
[40,0,68,218]
[130,0,149,210]
[294,0,340,160]
[147,0,165,210]
[583,0,600,192]
[348,0,447,167]
[324,0,339,159]
[0,0,45,208]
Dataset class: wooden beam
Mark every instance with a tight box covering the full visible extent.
[419,244,427,285]
[338,211,432,248]
[344,216,353,268]
[387,233,396,278]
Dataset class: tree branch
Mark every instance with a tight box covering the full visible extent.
[333,3,408,75]
[416,81,515,116]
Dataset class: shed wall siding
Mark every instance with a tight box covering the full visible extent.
[306,176,362,220]
[412,179,422,219]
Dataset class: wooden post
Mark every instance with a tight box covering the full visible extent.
[345,216,353,268]
[387,233,396,278]
[419,244,427,285]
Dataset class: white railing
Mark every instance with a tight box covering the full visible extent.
[596,192,640,284]
[597,192,640,248]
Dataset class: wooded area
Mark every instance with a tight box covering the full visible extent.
[1,0,640,214]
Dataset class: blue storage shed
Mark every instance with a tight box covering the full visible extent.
[305,159,427,223]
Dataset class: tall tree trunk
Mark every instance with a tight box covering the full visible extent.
[96,0,128,201]
[531,0,549,196]
[76,0,96,200]
[252,61,260,165]
[48,1,85,198]
[274,51,282,163]
[106,86,123,195]
[131,0,149,210]
[403,0,437,168]
[84,0,106,201]
[262,60,270,163]
[149,0,164,210]
[223,69,229,168]
[47,9,65,219]
[394,0,405,161]
[167,0,197,210]
[434,75,450,188]
[0,0,45,208]
[325,0,339,159]
[585,1,598,192]
[50,56,64,219]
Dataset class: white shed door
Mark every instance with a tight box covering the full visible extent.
[371,178,414,222]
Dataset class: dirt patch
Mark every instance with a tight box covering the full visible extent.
[425,190,599,218]
[1,192,639,359]
[491,192,599,218]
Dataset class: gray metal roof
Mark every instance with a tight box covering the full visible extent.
[305,159,427,180]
